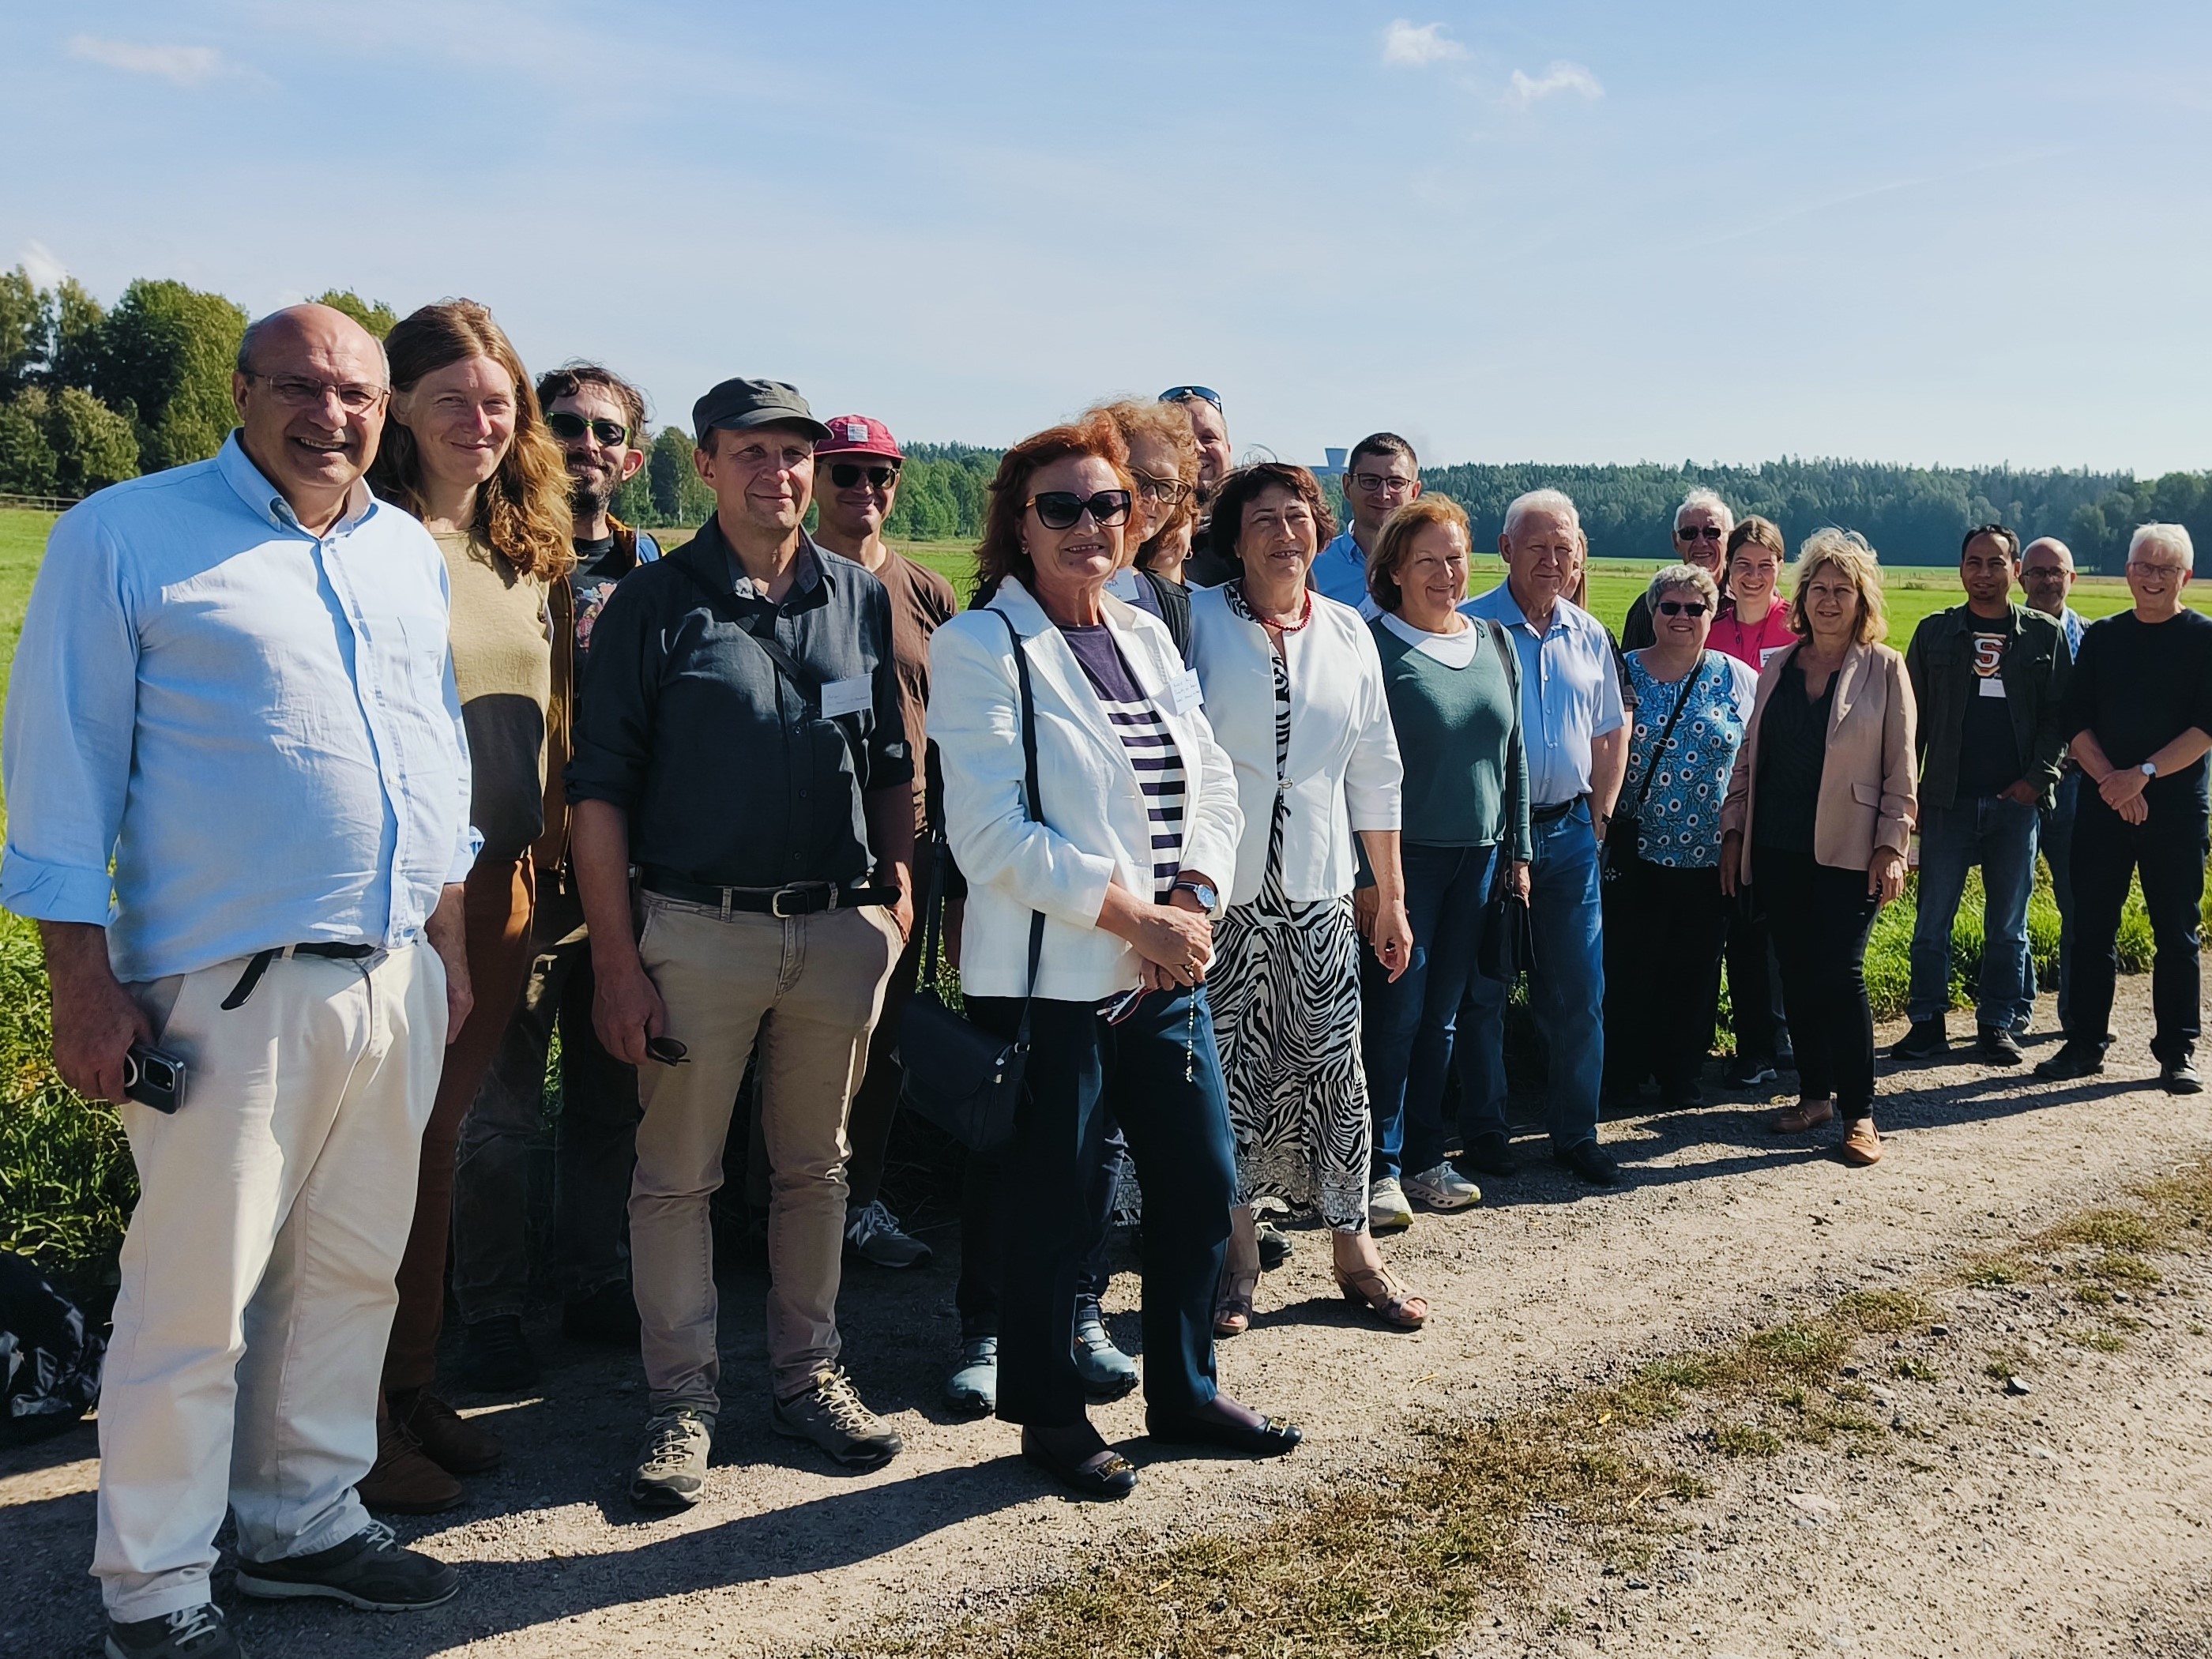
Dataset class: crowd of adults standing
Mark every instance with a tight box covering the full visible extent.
[6,299,2210,1658]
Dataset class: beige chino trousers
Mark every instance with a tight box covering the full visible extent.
[630,894,897,1408]
[94,946,445,1620]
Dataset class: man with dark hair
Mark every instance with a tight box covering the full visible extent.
[1894,524,2069,1065]
[1161,386,1237,586]
[1313,433,1420,609]
[446,364,664,1391]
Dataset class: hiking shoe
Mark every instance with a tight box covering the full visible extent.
[1723,1053,1778,1089]
[1889,1017,1948,1061]
[389,1388,501,1477]
[2035,1041,2107,1082]
[561,1282,641,1347]
[629,1406,714,1510]
[944,1335,998,1415]
[1551,1140,1620,1187]
[1367,1176,1414,1232]
[772,1369,902,1470]
[457,1314,538,1393]
[1405,1161,1480,1210]
[1072,1296,1138,1402]
[356,1416,463,1514]
[105,1604,243,1658]
[845,1198,933,1269]
[1839,1118,1884,1166]
[1255,1217,1292,1270]
[235,1520,459,1611]
[1977,1025,2025,1066]
[1462,1131,1518,1178]
[1771,1097,1836,1134]
[2163,1058,2205,1096]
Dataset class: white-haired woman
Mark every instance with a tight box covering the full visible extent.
[1623,489,1734,651]
[1720,531,1917,1165]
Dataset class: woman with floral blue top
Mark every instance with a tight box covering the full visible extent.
[1601,563,1760,1109]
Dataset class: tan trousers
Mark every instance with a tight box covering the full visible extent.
[95,946,446,1620]
[631,894,897,1407]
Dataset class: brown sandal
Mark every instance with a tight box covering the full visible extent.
[1334,1266,1428,1330]
[1213,1266,1260,1338]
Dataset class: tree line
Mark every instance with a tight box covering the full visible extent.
[1,266,2203,573]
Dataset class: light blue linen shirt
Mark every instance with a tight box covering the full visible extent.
[1311,530,1371,609]
[1461,581,1627,807]
[1,433,477,983]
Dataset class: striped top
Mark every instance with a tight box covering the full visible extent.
[1059,623,1186,896]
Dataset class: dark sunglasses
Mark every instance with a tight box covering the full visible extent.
[645,1036,689,1066]
[1676,525,1724,542]
[1158,385,1223,412]
[1027,490,1133,531]
[547,409,631,446]
[828,461,900,489]
[1657,600,1710,618]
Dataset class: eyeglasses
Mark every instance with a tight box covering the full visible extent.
[1352,472,1416,495]
[2127,561,2189,579]
[1676,525,1725,543]
[1133,471,1190,506]
[829,461,900,489]
[1027,490,1133,530]
[1158,385,1223,412]
[546,409,632,446]
[1656,600,1710,618]
[246,373,388,415]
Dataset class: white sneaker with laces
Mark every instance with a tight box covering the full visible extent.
[1367,1176,1415,1232]
[844,1198,933,1268]
[1404,1161,1481,1210]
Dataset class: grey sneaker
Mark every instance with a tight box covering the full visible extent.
[105,1604,243,1659]
[629,1406,715,1511]
[235,1520,458,1611]
[773,1368,903,1469]
[944,1334,998,1415]
[844,1199,933,1269]
[1404,1161,1481,1210]
[1367,1176,1414,1232]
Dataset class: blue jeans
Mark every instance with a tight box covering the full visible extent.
[1362,842,1500,1184]
[1905,794,2039,1028]
[2030,772,2080,1027]
[1462,803,1604,1151]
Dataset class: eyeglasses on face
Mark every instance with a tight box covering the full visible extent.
[1158,385,1223,412]
[2127,561,2189,579]
[1352,472,1416,495]
[829,461,900,489]
[1676,525,1725,543]
[1657,599,1710,617]
[547,409,632,446]
[246,373,389,415]
[1026,490,1133,531]
[1133,471,1191,506]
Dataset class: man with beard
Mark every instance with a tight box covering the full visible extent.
[446,364,660,1390]
[1161,386,1238,587]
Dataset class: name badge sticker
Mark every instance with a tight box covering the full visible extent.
[1978,677,2007,699]
[1168,669,1204,715]
[820,675,872,718]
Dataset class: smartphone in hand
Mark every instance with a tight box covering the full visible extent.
[123,1044,187,1114]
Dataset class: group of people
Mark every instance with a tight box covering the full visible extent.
[6,299,2210,1659]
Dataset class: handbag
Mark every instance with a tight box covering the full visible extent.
[893,611,1043,1151]
[1604,657,1706,885]
[1477,620,1535,981]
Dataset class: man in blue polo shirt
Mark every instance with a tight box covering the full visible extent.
[1312,432,1420,611]
[1460,488,1629,1187]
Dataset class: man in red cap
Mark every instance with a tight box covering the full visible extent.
[811,416,957,1270]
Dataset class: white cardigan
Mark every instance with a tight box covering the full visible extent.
[930,577,1243,1002]
[1187,585,1403,906]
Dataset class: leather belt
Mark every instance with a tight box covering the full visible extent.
[223,941,378,1010]
[1530,799,1581,825]
[640,873,895,918]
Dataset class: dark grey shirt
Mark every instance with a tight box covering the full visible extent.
[566,520,912,887]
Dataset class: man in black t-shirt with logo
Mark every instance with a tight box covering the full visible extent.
[2039,524,2212,1092]
[1897,525,2070,1066]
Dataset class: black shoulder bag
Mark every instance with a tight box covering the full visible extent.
[1477,619,1537,981]
[1603,657,1705,885]
[893,611,1043,1151]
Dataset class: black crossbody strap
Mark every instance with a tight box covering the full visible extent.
[989,611,1047,1029]
[1487,619,1524,901]
[668,552,828,706]
[1626,656,1706,815]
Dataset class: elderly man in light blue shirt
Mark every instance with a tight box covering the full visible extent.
[2,304,475,1656]
[1458,487,1629,1187]
[1311,431,1420,613]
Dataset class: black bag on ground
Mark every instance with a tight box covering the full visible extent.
[0,1250,103,1445]
[1477,618,1534,981]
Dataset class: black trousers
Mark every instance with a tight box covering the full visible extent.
[1752,848,1879,1119]
[1724,896,1789,1063]
[1601,859,1728,1099]
[2067,790,2208,1063]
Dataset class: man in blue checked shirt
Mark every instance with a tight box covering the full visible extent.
[2,303,475,1657]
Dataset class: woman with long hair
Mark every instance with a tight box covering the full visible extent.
[1093,399,1201,651]
[359,299,574,1511]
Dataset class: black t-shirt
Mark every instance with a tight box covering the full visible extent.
[570,536,624,655]
[1955,624,2025,797]
[1753,655,1834,855]
[2059,608,2212,808]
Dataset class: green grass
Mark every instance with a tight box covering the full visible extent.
[0,509,55,717]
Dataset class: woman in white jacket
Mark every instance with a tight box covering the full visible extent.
[1187,464,1420,1337]
[931,415,1301,1500]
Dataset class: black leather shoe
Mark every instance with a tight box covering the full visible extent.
[1146,1407,1303,1458]
[1977,1025,2025,1065]
[1255,1219,1292,1271]
[1551,1139,1620,1187]
[2035,1041,2107,1082]
[1463,1131,1518,1178]
[1021,1424,1137,1499]
[2162,1057,2204,1095]
[1890,1017,1948,1061]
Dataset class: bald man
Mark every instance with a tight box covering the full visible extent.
[3,304,471,1654]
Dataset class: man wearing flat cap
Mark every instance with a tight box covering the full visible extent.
[567,378,915,1506]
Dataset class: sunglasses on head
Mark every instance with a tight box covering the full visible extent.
[1657,600,1710,617]
[546,409,631,446]
[828,461,900,489]
[1027,490,1133,531]
[1158,385,1223,412]
[1676,525,1724,542]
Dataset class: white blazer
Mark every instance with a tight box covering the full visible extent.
[930,577,1243,1002]
[1187,585,1403,906]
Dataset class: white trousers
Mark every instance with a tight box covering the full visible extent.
[93,945,446,1620]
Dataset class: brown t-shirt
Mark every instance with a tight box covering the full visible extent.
[435,532,551,864]
[869,549,958,830]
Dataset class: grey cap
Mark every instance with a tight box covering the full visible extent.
[692,378,830,442]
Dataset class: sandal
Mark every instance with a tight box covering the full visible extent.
[1334,1266,1428,1330]
[1213,1266,1260,1338]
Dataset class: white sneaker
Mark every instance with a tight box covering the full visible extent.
[1405,1161,1481,1210]
[1367,1176,1414,1232]
[845,1199,933,1269]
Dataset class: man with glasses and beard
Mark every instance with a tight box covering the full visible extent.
[1312,432,1420,611]
[446,365,660,1392]
[1161,386,1238,587]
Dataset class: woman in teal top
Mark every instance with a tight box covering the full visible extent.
[1357,498,1531,1224]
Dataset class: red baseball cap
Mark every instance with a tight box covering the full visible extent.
[816,414,903,461]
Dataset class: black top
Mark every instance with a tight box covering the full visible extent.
[2058,608,2212,809]
[1955,623,2026,798]
[566,519,912,887]
[1752,654,1834,854]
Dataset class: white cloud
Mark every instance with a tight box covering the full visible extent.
[66,36,232,87]
[1382,20,1467,69]
[1508,60,1604,107]
[18,242,66,291]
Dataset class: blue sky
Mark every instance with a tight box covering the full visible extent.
[4,1,2209,474]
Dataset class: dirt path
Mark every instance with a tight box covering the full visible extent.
[3,991,2206,1657]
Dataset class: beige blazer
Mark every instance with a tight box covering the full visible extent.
[1720,639,1917,883]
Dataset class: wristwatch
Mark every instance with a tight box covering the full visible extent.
[2141,761,2158,778]
[1173,878,1219,910]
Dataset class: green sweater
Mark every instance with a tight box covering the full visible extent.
[1371,619,1533,858]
